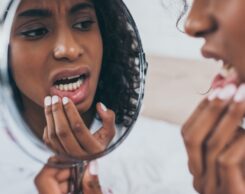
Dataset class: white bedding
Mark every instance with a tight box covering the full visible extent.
[98,116,197,194]
[0,116,197,194]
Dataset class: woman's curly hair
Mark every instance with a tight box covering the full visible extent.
[8,0,145,127]
[93,0,144,127]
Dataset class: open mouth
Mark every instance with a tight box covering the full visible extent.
[211,63,239,89]
[53,74,87,92]
[49,68,90,104]
[211,63,245,129]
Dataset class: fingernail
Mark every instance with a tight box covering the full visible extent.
[100,102,107,112]
[208,88,221,101]
[52,96,59,104]
[44,96,51,106]
[62,97,69,105]
[240,117,245,129]
[89,160,98,176]
[234,84,245,102]
[217,84,237,100]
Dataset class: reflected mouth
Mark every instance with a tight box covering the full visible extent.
[53,74,88,91]
[50,67,91,104]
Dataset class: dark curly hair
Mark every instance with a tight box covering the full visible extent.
[8,0,146,128]
[92,0,145,127]
[176,0,189,31]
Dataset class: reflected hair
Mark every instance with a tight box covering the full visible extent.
[93,0,142,126]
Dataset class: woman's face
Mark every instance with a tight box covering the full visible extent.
[10,0,103,112]
[185,0,245,83]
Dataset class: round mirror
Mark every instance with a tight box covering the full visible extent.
[0,0,147,167]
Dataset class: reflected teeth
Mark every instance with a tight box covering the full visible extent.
[55,78,84,91]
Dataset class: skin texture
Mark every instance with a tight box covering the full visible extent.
[183,0,245,194]
[10,0,116,158]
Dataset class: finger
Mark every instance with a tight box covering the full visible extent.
[204,86,245,194]
[62,97,102,154]
[181,97,210,135]
[43,127,54,150]
[93,103,116,148]
[218,133,245,194]
[44,96,65,154]
[182,88,223,136]
[83,160,103,194]
[35,164,61,194]
[51,96,87,158]
[43,128,61,153]
[59,181,69,194]
[56,168,70,182]
[183,85,236,178]
[192,177,203,194]
[35,180,61,194]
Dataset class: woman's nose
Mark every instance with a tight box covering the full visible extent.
[184,1,217,38]
[53,30,84,62]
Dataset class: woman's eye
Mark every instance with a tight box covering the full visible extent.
[73,20,95,31]
[21,28,48,38]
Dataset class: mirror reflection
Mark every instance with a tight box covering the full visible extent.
[1,0,146,164]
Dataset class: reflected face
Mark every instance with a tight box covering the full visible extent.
[10,0,103,112]
[185,0,245,82]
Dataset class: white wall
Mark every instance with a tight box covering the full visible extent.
[124,0,204,59]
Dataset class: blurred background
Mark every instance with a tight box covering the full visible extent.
[124,0,220,124]
[0,1,222,194]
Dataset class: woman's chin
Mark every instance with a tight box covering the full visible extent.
[75,101,93,114]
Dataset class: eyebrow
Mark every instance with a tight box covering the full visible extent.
[17,2,94,18]
[70,2,94,14]
[18,9,52,18]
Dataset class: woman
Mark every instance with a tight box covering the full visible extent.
[9,0,140,158]
[4,0,141,193]
[182,0,245,194]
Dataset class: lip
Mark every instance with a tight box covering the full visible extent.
[211,73,240,89]
[201,46,241,88]
[50,79,89,104]
[49,66,91,104]
[201,46,227,62]
[50,66,90,84]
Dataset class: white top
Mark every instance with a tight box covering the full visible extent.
[0,115,197,194]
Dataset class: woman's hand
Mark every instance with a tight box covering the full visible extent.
[43,96,116,159]
[35,163,70,194]
[35,159,112,194]
[182,84,245,194]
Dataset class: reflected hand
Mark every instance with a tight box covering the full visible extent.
[181,84,245,194]
[35,159,111,194]
[43,96,116,159]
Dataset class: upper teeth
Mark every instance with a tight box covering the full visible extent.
[220,65,235,78]
[55,78,84,91]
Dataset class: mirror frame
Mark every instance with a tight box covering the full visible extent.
[0,0,148,164]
